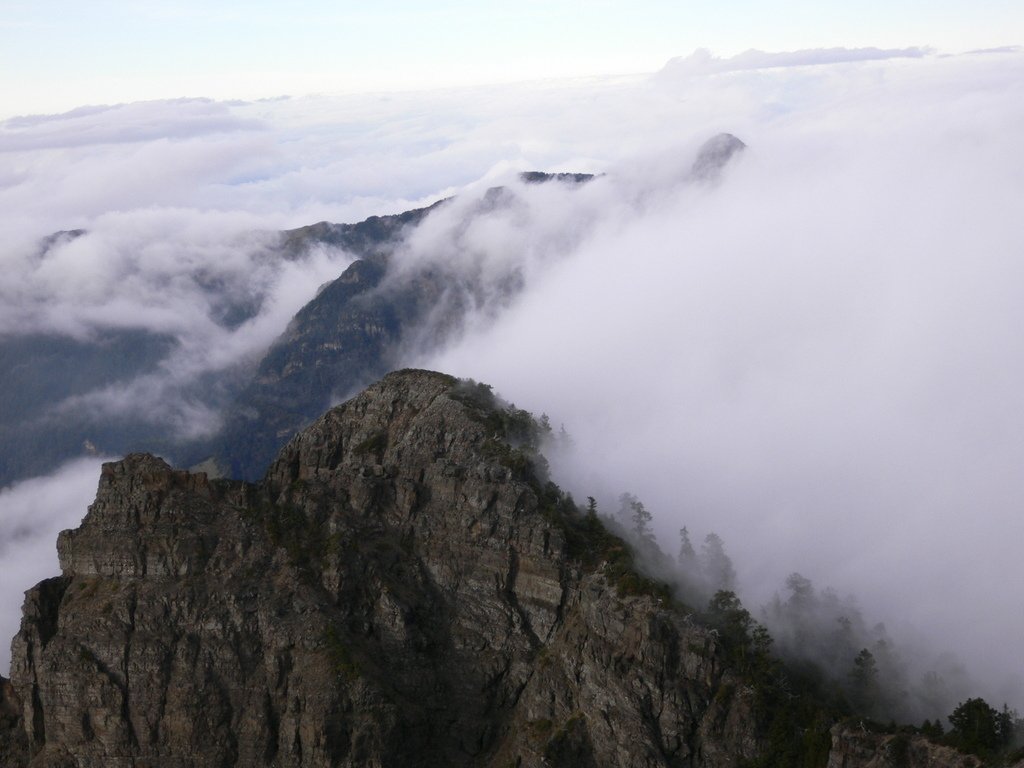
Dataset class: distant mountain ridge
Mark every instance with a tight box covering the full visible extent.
[0,137,741,488]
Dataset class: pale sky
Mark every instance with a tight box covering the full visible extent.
[1,0,1021,118]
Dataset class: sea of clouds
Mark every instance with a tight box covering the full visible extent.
[2,48,1023,710]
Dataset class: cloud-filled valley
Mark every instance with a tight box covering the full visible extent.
[1,47,1023,716]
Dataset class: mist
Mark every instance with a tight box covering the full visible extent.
[1,47,1022,710]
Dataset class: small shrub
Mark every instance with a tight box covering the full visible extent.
[324,625,360,682]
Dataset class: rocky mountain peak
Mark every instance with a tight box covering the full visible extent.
[690,133,746,180]
[1,370,985,767]
[6,370,723,767]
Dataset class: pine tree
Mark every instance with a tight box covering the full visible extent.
[630,498,653,540]
[849,648,879,714]
[678,526,695,564]
[700,532,736,592]
[948,698,1001,755]
[784,572,815,609]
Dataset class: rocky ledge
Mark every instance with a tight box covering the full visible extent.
[0,370,984,767]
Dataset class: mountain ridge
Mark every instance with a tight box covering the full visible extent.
[0,134,744,488]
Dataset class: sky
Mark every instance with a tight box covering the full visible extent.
[1,0,1023,715]
[1,0,1022,118]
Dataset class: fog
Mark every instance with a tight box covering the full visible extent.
[2,47,1023,711]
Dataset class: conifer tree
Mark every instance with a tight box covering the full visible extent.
[948,698,1002,755]
[630,498,653,540]
[678,526,695,564]
[700,532,736,592]
[849,648,879,713]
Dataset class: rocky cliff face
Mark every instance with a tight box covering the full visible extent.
[0,370,981,767]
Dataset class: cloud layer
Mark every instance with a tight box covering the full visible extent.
[1,49,1023,708]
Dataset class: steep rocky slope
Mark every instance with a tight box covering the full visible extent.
[0,369,985,767]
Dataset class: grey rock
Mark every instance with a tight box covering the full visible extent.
[690,134,746,181]
[826,724,983,768]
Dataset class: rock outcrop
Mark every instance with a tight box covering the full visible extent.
[690,134,746,182]
[826,724,985,768]
[0,370,982,767]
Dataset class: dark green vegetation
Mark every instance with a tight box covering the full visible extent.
[943,698,1023,762]
[453,379,676,603]
[601,491,1024,766]
[452,378,556,484]
[832,698,1024,765]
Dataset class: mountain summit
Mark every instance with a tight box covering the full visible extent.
[690,133,746,181]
